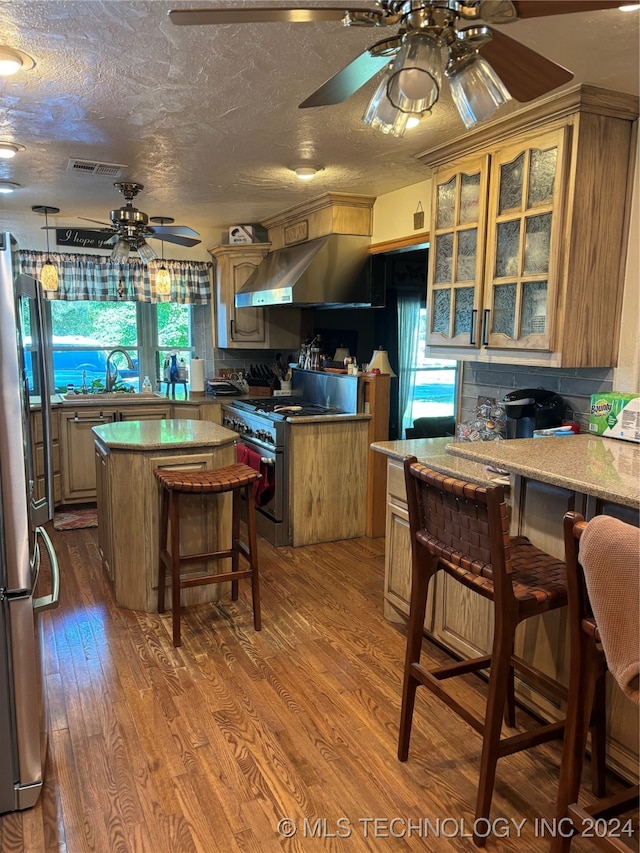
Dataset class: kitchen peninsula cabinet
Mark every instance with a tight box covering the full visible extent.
[93,419,237,612]
[209,243,301,350]
[372,439,500,652]
[421,85,638,368]
[446,434,639,780]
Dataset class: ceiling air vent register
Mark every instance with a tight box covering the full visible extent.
[66,159,127,177]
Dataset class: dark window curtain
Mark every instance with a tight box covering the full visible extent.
[19,251,212,303]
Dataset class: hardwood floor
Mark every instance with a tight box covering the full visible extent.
[1,525,636,852]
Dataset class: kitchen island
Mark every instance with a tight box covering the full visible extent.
[93,419,238,612]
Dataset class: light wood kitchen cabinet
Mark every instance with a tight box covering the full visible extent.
[383,458,436,630]
[170,401,222,424]
[427,153,490,349]
[209,243,302,350]
[30,406,61,504]
[422,85,638,368]
[60,408,117,503]
[60,403,170,503]
[117,404,171,422]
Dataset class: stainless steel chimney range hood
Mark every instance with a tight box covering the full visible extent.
[234,234,373,309]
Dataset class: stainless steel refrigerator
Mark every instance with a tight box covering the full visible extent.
[0,233,60,813]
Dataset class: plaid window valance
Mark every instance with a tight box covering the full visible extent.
[19,251,212,303]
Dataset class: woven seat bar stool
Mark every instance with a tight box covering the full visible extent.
[399,457,606,848]
[155,463,262,647]
[551,513,639,853]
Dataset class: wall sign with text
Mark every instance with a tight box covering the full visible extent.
[56,228,113,250]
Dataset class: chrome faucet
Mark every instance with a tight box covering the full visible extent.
[105,348,134,392]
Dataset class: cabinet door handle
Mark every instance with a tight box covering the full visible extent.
[481,309,490,347]
[74,413,106,423]
[469,309,477,345]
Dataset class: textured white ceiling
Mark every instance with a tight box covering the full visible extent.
[0,0,638,256]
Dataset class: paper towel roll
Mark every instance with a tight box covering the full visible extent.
[190,357,205,393]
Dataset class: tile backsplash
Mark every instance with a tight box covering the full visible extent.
[460,362,614,431]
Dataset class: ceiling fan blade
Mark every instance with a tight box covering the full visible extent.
[78,216,115,229]
[512,1,623,19]
[151,233,202,248]
[169,4,380,26]
[299,48,391,108]
[149,225,201,238]
[479,29,573,102]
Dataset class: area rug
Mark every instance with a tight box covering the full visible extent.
[53,508,98,531]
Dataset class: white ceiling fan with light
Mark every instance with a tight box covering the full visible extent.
[74,181,202,264]
[169,1,627,136]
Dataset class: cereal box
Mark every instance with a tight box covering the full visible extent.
[588,393,640,443]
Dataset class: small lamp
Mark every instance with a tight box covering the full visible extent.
[368,347,396,377]
[32,204,60,292]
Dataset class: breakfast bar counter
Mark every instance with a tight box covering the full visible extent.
[371,433,639,780]
[446,433,640,511]
[93,419,238,612]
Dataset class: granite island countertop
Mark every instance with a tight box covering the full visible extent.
[93,418,238,451]
[371,437,510,489]
[446,434,640,510]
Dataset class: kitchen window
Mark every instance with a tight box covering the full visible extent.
[398,295,458,437]
[35,300,198,395]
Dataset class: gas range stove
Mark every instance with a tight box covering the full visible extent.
[222,396,346,450]
[231,396,345,419]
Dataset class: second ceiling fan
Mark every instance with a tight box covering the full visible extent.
[169,1,624,135]
[78,182,201,263]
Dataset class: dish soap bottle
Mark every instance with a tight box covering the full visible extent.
[142,376,152,394]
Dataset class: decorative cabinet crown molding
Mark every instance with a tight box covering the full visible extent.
[417,85,639,171]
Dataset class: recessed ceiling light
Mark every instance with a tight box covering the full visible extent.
[0,181,21,193]
[293,165,323,181]
[0,47,35,76]
[0,142,25,159]
[618,3,640,9]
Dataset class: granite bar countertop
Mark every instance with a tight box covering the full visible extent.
[93,418,238,451]
[446,434,639,510]
[371,437,510,489]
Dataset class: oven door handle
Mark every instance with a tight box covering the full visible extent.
[236,441,276,466]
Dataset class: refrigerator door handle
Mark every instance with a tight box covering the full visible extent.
[33,527,60,612]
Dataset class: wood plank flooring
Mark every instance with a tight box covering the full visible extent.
[1,525,637,852]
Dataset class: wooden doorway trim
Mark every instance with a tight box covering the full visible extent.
[368,231,430,255]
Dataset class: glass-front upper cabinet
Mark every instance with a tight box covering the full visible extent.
[427,154,489,348]
[482,128,567,351]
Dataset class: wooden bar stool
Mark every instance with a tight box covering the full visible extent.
[154,463,262,647]
[400,457,606,848]
[551,512,639,853]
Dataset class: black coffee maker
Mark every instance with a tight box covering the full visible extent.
[503,388,566,438]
